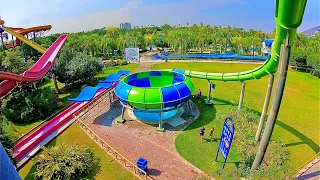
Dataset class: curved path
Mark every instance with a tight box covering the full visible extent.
[87,101,208,180]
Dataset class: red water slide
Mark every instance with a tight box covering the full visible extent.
[12,83,118,164]
[0,34,68,97]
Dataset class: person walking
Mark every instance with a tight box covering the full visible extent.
[209,127,215,142]
[199,127,205,144]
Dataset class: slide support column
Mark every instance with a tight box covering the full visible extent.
[251,35,291,170]
[121,106,125,120]
[205,81,213,105]
[188,100,195,117]
[238,82,246,110]
[33,32,36,42]
[0,32,4,51]
[157,111,164,132]
[11,34,15,49]
[255,74,274,142]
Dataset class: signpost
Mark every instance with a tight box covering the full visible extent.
[215,117,235,169]
[125,48,139,63]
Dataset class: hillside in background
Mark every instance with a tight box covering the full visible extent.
[302,26,320,36]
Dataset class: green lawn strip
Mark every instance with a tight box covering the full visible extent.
[19,124,138,180]
[153,62,320,177]
[95,63,139,80]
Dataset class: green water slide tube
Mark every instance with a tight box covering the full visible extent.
[168,0,307,82]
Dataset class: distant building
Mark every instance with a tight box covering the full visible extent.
[120,23,132,29]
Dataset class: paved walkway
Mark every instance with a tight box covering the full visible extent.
[87,101,207,180]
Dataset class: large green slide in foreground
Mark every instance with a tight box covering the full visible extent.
[173,0,307,81]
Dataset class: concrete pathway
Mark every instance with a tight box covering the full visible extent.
[87,101,208,180]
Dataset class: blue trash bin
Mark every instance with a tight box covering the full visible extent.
[136,157,148,174]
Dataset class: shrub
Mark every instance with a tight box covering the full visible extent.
[215,107,290,179]
[34,144,99,179]
[290,49,308,70]
[1,87,59,123]
[307,53,320,77]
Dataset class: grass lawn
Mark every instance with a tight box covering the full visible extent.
[19,124,138,180]
[95,63,139,80]
[154,62,320,178]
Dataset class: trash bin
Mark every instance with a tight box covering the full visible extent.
[136,157,148,174]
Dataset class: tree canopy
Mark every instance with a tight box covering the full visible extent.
[54,46,102,84]
[34,144,99,179]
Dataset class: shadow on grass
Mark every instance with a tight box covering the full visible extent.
[23,163,37,180]
[276,120,320,153]
[84,159,102,180]
[203,138,219,143]
[38,78,51,87]
[185,97,217,130]
[215,159,242,168]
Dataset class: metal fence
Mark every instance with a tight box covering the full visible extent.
[75,120,149,179]
[73,91,150,180]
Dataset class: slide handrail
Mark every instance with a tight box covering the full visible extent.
[76,120,148,179]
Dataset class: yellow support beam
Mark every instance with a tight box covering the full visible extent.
[2,27,47,53]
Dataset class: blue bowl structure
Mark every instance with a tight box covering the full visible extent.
[115,70,194,110]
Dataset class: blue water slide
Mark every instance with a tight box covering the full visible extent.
[68,70,130,102]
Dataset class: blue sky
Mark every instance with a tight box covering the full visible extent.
[0,0,319,33]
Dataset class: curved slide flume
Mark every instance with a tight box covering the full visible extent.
[1,26,47,53]
[0,34,68,97]
[169,0,307,82]
[6,25,52,49]
[68,70,131,102]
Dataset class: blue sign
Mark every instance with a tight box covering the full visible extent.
[215,117,235,169]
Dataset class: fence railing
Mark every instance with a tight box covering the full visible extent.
[75,119,149,180]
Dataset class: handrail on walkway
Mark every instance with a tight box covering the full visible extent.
[75,118,149,180]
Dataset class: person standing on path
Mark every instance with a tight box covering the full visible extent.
[199,127,205,144]
[209,127,215,142]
